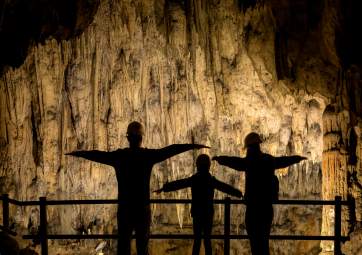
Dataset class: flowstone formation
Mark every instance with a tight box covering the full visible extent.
[0,0,361,254]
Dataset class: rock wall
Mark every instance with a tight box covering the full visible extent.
[0,0,361,254]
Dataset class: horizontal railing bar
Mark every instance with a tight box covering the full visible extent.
[22,234,349,241]
[16,201,40,206]
[40,199,118,205]
[275,200,349,205]
[1,197,349,206]
[7,198,22,206]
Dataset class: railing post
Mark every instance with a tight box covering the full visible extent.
[39,197,48,255]
[334,196,342,255]
[2,194,9,229]
[224,197,231,255]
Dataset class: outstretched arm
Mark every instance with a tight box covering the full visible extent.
[274,155,307,169]
[213,156,247,171]
[156,177,192,193]
[152,144,209,163]
[213,178,243,198]
[65,150,116,166]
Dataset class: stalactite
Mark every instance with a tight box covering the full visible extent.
[275,30,290,80]
[0,0,361,254]
[320,64,362,253]
[320,104,350,253]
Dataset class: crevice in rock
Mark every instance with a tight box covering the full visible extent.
[30,102,43,168]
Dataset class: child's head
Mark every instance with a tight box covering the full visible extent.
[196,154,211,173]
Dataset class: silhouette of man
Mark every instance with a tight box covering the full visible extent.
[66,121,208,255]
[155,154,243,255]
[213,132,307,255]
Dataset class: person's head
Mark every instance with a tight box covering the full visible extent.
[244,132,262,154]
[126,121,144,148]
[196,154,211,173]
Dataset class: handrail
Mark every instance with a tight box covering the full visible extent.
[1,197,349,206]
[21,233,349,241]
[1,194,349,255]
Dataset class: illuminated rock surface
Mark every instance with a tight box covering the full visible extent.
[0,0,361,254]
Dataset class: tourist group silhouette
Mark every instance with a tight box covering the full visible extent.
[67,121,306,255]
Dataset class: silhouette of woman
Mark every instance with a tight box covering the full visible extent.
[213,132,307,255]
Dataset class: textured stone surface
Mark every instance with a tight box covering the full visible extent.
[0,0,361,254]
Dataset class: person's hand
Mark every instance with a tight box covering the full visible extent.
[236,191,244,199]
[212,156,220,162]
[194,144,210,149]
[298,156,308,162]
[153,188,163,194]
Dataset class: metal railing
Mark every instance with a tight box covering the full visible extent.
[0,194,348,255]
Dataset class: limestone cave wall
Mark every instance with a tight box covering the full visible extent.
[0,0,361,254]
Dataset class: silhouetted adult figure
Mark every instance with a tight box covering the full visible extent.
[66,121,208,255]
[213,132,307,255]
[155,154,243,255]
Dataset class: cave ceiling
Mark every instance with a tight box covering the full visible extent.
[1,0,362,92]
[0,0,100,71]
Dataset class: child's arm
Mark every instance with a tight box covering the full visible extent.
[213,178,243,198]
[155,177,192,193]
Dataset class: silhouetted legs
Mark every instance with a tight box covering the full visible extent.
[245,204,273,255]
[118,208,132,255]
[192,213,213,255]
[117,206,151,255]
[135,207,151,255]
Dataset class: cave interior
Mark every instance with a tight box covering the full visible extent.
[0,0,362,254]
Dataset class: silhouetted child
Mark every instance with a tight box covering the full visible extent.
[156,154,243,255]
